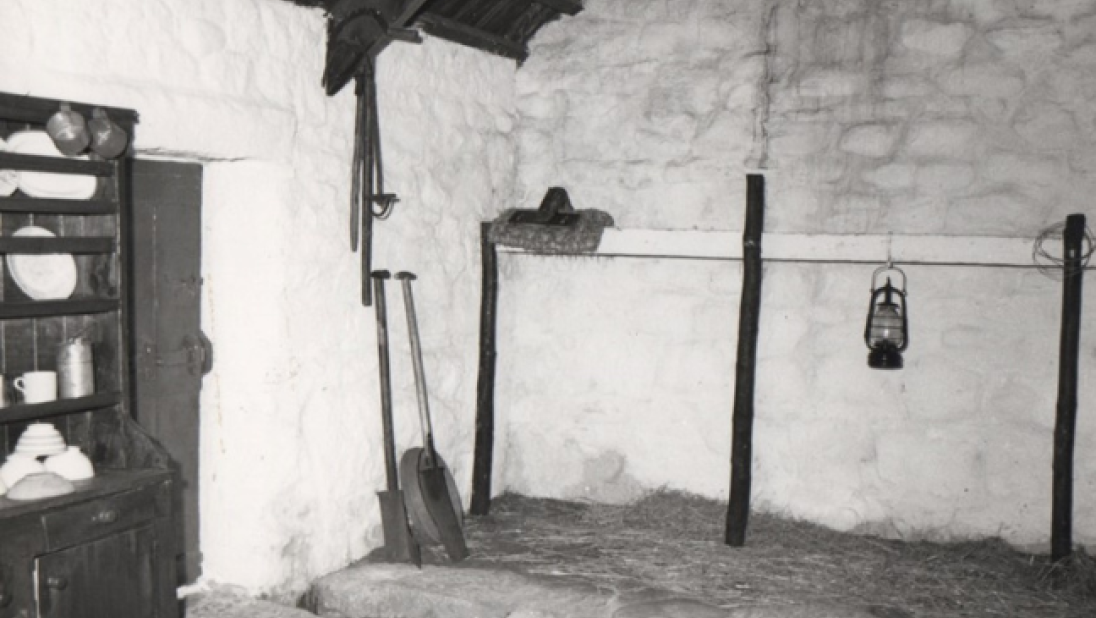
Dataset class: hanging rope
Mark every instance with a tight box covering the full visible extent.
[1032,220,1096,279]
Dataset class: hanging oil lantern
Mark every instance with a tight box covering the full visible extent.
[864,264,908,370]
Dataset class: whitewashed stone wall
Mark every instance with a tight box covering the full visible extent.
[514,0,765,228]
[506,0,1096,549]
[764,0,1096,234]
[4,0,1094,599]
[1,0,515,598]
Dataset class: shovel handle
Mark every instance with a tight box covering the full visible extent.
[371,270,399,490]
[397,271,437,463]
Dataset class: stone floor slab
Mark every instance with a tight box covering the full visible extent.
[310,563,615,618]
[185,586,316,618]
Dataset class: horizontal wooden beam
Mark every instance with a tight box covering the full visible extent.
[0,198,118,215]
[497,229,1049,267]
[417,13,528,61]
[0,299,119,319]
[0,152,114,177]
[0,236,115,255]
[0,391,122,424]
[0,93,138,128]
[393,0,430,25]
[533,0,582,16]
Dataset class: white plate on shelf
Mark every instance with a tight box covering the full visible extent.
[5,226,78,300]
[0,136,18,197]
[5,130,97,199]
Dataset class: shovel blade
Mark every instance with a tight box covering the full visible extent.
[377,489,422,566]
[418,466,469,562]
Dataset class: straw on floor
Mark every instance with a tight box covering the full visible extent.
[449,490,1096,618]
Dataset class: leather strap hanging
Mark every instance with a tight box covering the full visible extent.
[350,76,365,252]
[351,59,398,306]
[327,3,423,305]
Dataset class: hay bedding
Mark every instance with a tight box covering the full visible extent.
[450,490,1096,618]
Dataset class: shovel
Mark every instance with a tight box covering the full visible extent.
[371,271,421,566]
[396,271,469,562]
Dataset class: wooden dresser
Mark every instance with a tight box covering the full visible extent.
[0,92,178,618]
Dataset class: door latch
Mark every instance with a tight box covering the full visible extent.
[145,331,213,377]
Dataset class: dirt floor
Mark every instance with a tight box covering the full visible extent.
[411,490,1096,618]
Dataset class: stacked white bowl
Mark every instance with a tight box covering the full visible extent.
[13,422,67,457]
[1,424,95,496]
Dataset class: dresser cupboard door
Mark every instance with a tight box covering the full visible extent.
[35,525,165,618]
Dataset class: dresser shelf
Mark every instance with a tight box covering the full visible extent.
[0,299,119,319]
[0,91,176,618]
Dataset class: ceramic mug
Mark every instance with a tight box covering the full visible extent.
[14,370,57,404]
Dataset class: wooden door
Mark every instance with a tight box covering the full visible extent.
[35,526,167,618]
[128,160,205,584]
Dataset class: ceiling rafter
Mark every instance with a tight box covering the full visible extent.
[417,12,529,61]
[287,0,583,85]
[531,0,582,16]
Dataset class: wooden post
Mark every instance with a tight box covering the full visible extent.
[471,222,499,516]
[1051,213,1086,563]
[726,174,765,546]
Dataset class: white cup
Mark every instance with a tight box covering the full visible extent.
[15,371,57,404]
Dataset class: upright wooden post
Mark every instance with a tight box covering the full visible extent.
[1051,213,1086,563]
[471,222,499,516]
[726,174,765,546]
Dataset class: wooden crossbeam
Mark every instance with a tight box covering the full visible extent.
[417,13,529,61]
[533,0,583,16]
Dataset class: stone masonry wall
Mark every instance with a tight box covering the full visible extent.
[1,0,516,597]
[505,0,1096,548]
[3,0,1095,598]
[765,0,1096,234]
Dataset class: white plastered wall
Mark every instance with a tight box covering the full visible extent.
[1,0,516,597]
[502,0,1096,549]
[4,0,1096,599]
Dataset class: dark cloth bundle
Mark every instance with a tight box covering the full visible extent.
[489,188,614,254]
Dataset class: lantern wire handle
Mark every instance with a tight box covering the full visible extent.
[872,233,906,292]
[872,263,907,293]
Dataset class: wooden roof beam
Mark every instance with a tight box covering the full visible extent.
[417,13,529,61]
[533,0,582,16]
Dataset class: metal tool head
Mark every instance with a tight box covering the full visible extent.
[396,271,417,281]
[371,270,391,280]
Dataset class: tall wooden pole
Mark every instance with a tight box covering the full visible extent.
[1051,213,1086,562]
[726,174,765,546]
[471,222,499,516]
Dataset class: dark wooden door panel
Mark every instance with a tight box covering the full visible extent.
[36,526,162,618]
[129,159,204,584]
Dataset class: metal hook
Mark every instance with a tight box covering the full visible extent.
[371,193,398,220]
